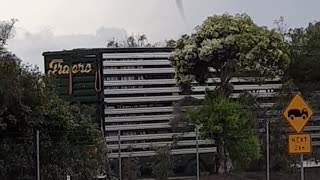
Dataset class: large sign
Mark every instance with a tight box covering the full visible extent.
[288,134,311,155]
[48,59,93,75]
[282,94,313,133]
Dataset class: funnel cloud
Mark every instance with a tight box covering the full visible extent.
[176,0,186,20]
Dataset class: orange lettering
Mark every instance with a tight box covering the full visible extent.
[47,59,93,75]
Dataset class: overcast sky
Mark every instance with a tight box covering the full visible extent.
[2,0,320,70]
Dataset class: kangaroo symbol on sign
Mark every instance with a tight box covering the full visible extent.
[288,108,308,120]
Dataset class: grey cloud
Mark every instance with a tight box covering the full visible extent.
[7,27,127,71]
[5,0,320,72]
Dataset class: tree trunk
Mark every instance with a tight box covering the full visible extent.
[218,68,230,98]
[217,138,226,174]
[224,148,233,173]
[216,138,233,174]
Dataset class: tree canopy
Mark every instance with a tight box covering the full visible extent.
[107,34,176,48]
[170,14,290,94]
[288,21,320,92]
[169,14,285,174]
[152,145,174,180]
[0,20,106,180]
[186,95,259,173]
[107,34,153,48]
[0,19,16,49]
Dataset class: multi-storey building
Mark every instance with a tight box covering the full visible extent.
[44,48,284,176]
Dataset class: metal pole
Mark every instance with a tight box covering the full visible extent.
[300,154,304,180]
[266,120,270,180]
[196,126,200,180]
[36,130,40,180]
[118,129,121,180]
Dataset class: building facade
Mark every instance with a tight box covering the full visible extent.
[44,48,284,176]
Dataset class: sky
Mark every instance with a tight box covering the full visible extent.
[1,0,320,70]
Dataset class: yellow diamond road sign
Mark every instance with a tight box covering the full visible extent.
[283,94,313,133]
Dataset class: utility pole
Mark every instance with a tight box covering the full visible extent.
[300,155,304,180]
[118,129,122,180]
[36,130,40,180]
[266,120,270,180]
[195,126,200,180]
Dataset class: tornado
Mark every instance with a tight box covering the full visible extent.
[176,0,186,21]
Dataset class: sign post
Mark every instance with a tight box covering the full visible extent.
[300,155,304,180]
[266,120,270,180]
[195,126,199,180]
[283,93,313,180]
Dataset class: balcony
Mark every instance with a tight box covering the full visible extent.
[103,68,175,75]
[108,147,217,158]
[106,132,196,142]
[105,106,174,115]
[105,114,173,123]
[103,52,172,59]
[104,79,176,86]
[103,60,171,66]
[107,140,214,150]
[105,123,172,131]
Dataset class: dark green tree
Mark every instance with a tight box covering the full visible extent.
[122,157,140,180]
[186,95,259,174]
[287,20,320,167]
[0,20,106,180]
[122,146,141,180]
[288,21,320,93]
[152,146,174,180]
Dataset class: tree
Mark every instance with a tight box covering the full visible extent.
[288,21,320,93]
[107,34,174,48]
[253,17,293,173]
[269,81,297,171]
[274,16,288,41]
[165,39,176,48]
[107,37,121,48]
[137,34,147,47]
[242,16,293,173]
[169,14,289,174]
[0,21,106,179]
[122,146,141,180]
[122,157,140,180]
[0,19,16,49]
[127,35,138,47]
[152,146,174,180]
[286,21,320,167]
[186,94,259,174]
[170,14,289,95]
[107,34,151,48]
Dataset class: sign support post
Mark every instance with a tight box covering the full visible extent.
[36,130,40,180]
[266,120,270,180]
[118,129,121,180]
[300,154,304,180]
[196,126,200,180]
